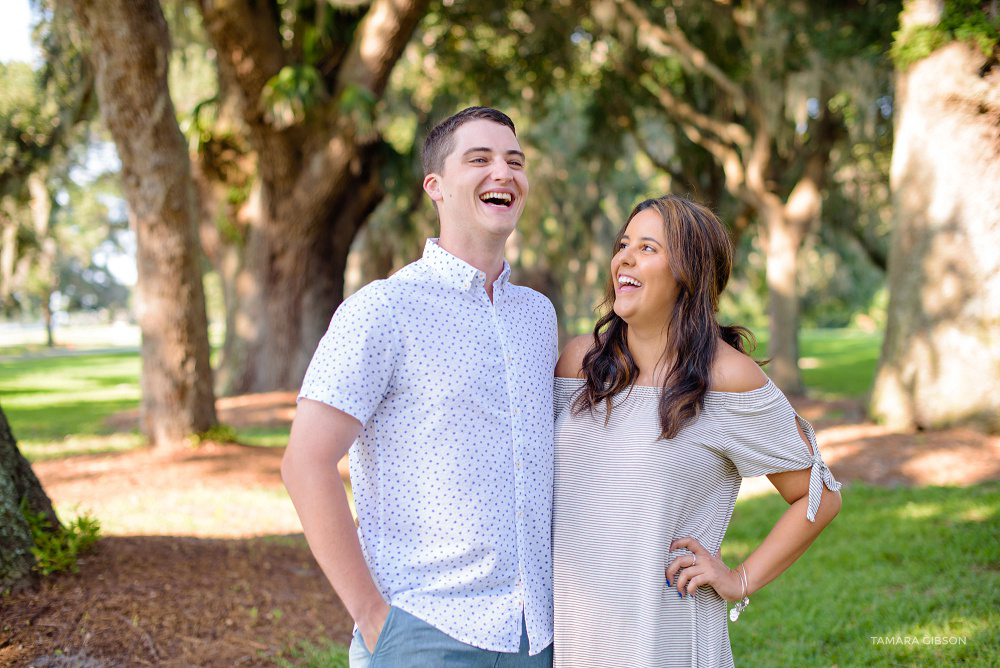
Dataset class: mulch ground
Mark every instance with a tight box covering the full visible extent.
[2,392,998,667]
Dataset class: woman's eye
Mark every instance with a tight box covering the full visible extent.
[617,242,627,251]
[643,244,655,252]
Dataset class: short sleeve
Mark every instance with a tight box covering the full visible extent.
[297,282,399,425]
[719,382,841,522]
[553,377,584,422]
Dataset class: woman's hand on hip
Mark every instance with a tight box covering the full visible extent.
[666,536,744,602]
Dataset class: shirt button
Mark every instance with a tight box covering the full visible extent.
[516,461,521,468]
[512,407,519,414]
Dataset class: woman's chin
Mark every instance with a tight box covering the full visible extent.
[613,304,639,324]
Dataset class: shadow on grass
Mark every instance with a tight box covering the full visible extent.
[4,398,142,443]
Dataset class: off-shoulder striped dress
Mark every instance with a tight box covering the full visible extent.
[552,377,840,667]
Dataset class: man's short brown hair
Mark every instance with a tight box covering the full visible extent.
[421,107,516,176]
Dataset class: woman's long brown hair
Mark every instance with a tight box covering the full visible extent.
[573,195,758,439]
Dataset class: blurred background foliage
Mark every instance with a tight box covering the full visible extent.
[5,0,995,404]
[1,1,898,332]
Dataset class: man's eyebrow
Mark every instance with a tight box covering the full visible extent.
[461,147,526,160]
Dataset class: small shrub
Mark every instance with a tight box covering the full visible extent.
[190,423,240,445]
[19,499,102,576]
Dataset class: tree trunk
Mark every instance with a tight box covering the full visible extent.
[762,205,805,394]
[871,0,1000,431]
[28,172,58,347]
[0,211,16,305]
[196,0,428,395]
[190,143,251,397]
[42,298,54,348]
[68,0,217,447]
[0,405,60,591]
[220,151,384,393]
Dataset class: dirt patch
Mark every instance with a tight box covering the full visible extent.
[791,396,1000,487]
[1,535,352,667]
[3,392,999,666]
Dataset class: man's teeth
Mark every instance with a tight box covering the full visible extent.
[479,192,512,204]
[618,275,642,287]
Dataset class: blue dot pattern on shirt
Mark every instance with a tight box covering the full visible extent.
[298,238,558,655]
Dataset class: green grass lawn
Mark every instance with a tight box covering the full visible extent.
[0,349,295,458]
[725,481,1000,667]
[0,352,145,458]
[753,328,883,399]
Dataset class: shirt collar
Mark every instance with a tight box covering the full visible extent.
[423,238,511,294]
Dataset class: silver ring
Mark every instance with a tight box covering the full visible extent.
[691,554,697,567]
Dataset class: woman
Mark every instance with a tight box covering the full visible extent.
[552,195,841,667]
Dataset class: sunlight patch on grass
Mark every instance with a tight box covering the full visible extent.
[55,486,300,538]
[798,356,821,369]
[20,432,146,461]
[958,505,995,523]
[55,480,355,538]
[895,500,944,520]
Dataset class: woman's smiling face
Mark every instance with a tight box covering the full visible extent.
[610,208,680,327]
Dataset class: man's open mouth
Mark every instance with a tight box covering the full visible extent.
[479,191,514,207]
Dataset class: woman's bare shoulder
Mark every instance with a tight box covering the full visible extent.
[710,340,768,393]
[555,334,593,379]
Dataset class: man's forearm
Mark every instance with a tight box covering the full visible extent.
[282,450,387,630]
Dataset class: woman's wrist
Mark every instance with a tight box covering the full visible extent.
[742,561,756,597]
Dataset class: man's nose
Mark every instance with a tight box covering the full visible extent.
[490,158,513,181]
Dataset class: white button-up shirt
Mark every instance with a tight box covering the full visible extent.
[299,239,557,654]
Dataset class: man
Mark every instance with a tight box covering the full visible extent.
[282,107,557,667]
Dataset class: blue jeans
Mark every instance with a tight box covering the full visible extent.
[349,606,552,668]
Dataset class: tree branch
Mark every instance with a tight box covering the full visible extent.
[196,0,298,181]
[616,0,747,113]
[338,0,431,97]
[638,73,752,150]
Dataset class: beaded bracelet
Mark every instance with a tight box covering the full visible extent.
[729,563,751,622]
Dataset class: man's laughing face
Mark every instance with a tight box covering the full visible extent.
[423,119,528,244]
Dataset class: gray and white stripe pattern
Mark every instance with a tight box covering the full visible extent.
[552,377,840,667]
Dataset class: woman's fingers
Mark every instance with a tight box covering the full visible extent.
[665,536,708,587]
[672,565,695,596]
[683,572,709,598]
[666,536,740,600]
[670,536,711,555]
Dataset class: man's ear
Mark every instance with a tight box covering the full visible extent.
[423,173,444,202]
